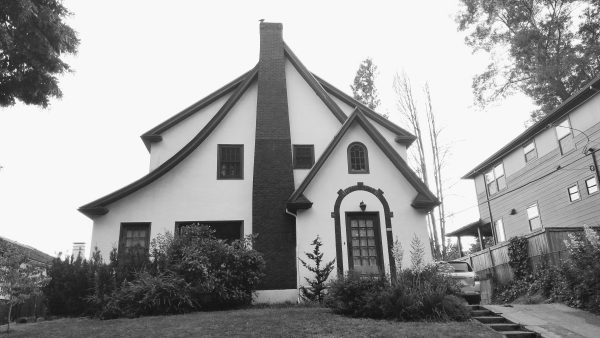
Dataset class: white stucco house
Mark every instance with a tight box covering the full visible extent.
[79,22,438,303]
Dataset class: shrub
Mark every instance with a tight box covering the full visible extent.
[299,236,335,304]
[98,271,196,319]
[325,265,467,321]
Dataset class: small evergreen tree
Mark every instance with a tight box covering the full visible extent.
[350,58,381,111]
[299,236,335,303]
[410,234,425,271]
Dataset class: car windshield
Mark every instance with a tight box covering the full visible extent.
[449,262,471,272]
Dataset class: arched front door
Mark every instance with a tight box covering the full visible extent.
[345,212,384,275]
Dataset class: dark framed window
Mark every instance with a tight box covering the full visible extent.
[556,119,574,154]
[119,222,151,257]
[568,184,580,202]
[495,219,506,242]
[347,142,369,173]
[293,145,314,169]
[346,212,383,275]
[217,145,243,179]
[484,163,506,195]
[523,141,537,162]
[586,177,598,195]
[527,203,542,231]
[175,221,243,243]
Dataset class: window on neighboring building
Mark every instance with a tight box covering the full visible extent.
[347,142,369,173]
[293,145,314,169]
[119,222,150,258]
[523,141,537,162]
[556,119,574,154]
[495,219,506,242]
[218,145,243,179]
[568,184,580,202]
[175,221,243,243]
[586,177,598,195]
[527,204,542,231]
[485,163,506,195]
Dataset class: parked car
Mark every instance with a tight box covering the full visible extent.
[437,260,481,304]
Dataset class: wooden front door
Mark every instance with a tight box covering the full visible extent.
[346,212,383,275]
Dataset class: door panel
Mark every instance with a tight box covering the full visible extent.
[346,212,383,275]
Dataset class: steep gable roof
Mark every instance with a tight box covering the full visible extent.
[140,68,254,151]
[287,108,439,212]
[79,66,259,218]
[463,73,600,179]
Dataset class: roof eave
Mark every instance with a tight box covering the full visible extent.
[463,75,600,179]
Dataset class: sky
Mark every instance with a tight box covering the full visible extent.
[0,0,536,257]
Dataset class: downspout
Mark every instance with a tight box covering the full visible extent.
[285,207,301,304]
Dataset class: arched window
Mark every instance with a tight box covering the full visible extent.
[347,142,369,173]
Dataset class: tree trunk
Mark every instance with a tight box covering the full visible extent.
[7,302,12,333]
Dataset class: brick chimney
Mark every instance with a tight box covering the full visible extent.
[252,22,297,290]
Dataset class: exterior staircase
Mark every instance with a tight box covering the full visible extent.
[468,305,538,337]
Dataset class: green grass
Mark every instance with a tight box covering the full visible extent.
[3,307,501,337]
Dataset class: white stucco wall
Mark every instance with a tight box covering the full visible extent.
[286,60,343,187]
[148,94,231,171]
[90,83,258,257]
[295,123,432,288]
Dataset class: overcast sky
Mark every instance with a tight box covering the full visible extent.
[0,0,536,256]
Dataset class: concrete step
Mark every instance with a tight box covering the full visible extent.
[501,331,537,337]
[466,304,484,310]
[473,315,508,324]
[471,309,494,316]
[489,323,521,331]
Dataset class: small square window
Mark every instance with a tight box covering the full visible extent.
[556,120,574,154]
[586,177,598,195]
[119,223,150,258]
[293,145,314,169]
[568,184,580,202]
[524,141,537,162]
[527,204,542,231]
[218,145,243,179]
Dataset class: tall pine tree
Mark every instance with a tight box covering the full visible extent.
[299,236,335,303]
[350,58,381,111]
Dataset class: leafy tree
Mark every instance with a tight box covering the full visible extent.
[299,236,335,303]
[0,0,79,107]
[350,58,382,112]
[0,241,49,333]
[457,0,600,121]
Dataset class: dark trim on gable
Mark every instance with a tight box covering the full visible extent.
[463,74,600,179]
[79,66,259,218]
[140,68,255,151]
[313,74,417,146]
[283,43,347,124]
[287,108,439,211]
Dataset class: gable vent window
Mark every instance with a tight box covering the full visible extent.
[527,203,542,231]
[586,177,598,195]
[523,141,537,162]
[293,145,315,169]
[568,184,580,202]
[218,145,243,179]
[347,142,369,174]
[556,119,574,154]
[485,163,506,195]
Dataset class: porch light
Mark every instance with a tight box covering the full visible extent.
[359,201,366,211]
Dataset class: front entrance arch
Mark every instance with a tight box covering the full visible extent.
[331,182,396,278]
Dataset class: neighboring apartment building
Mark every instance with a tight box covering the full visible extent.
[451,75,600,251]
[79,22,438,303]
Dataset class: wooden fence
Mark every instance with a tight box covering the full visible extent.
[457,227,586,284]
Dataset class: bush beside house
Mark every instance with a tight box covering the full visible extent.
[493,225,600,314]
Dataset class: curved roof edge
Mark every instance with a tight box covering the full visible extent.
[463,74,600,179]
[287,108,438,212]
[140,68,255,151]
[79,67,259,219]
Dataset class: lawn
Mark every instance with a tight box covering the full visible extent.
[4,307,501,337]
